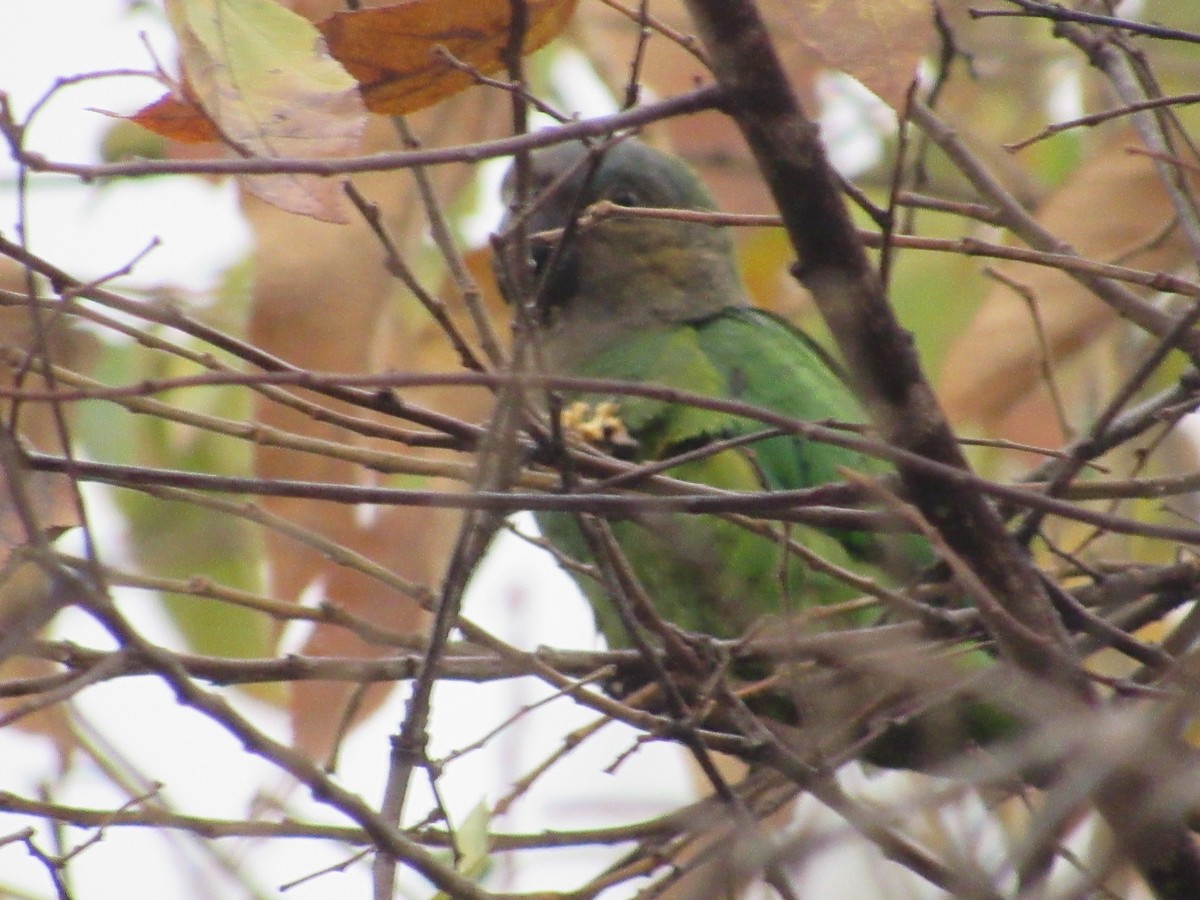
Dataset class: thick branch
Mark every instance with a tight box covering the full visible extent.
[681,0,1083,690]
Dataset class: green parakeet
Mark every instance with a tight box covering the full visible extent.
[498,139,1011,765]
[502,139,919,638]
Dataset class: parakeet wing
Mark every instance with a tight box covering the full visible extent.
[540,305,913,642]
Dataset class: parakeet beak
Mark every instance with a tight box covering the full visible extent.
[492,216,570,314]
[495,202,582,319]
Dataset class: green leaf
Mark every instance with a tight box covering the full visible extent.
[429,800,492,899]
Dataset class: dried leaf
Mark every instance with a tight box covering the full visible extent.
[0,299,90,570]
[123,90,222,144]
[763,0,941,112]
[0,556,63,666]
[0,279,89,745]
[940,133,1194,433]
[0,654,76,757]
[318,0,578,114]
[163,0,368,221]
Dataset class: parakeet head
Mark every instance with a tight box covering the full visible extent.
[496,139,748,363]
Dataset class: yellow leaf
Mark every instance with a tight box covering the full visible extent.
[165,0,368,221]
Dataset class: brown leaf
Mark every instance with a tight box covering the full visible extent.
[0,273,90,749]
[762,0,939,112]
[163,0,368,222]
[940,133,1194,434]
[0,654,76,763]
[0,294,91,570]
[123,90,222,144]
[318,0,577,114]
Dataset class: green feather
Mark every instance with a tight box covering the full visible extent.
[538,304,910,641]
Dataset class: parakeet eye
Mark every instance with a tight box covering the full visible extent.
[609,188,643,207]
